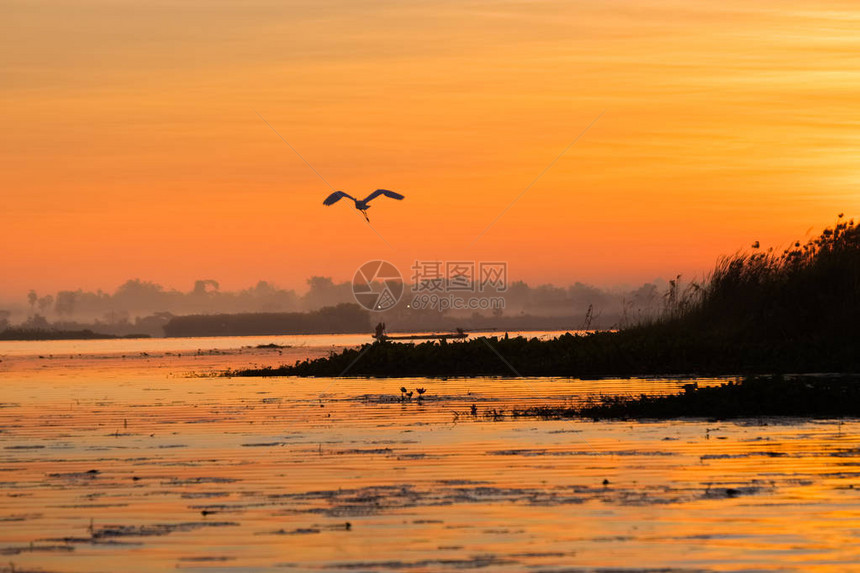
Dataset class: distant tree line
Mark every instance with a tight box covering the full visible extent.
[2,275,669,331]
[162,303,370,337]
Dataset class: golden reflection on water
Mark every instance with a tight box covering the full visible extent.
[1,336,860,572]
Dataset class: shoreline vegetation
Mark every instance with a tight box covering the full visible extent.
[230,217,859,380]
[511,375,860,420]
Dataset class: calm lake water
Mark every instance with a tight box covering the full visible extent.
[2,334,860,572]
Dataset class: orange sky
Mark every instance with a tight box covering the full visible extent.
[2,0,859,299]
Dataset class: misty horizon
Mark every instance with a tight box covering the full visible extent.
[0,274,675,325]
[0,274,678,306]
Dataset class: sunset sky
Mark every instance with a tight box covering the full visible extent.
[2,0,858,300]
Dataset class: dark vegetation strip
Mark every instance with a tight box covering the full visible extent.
[0,328,149,341]
[163,303,369,337]
[511,375,860,419]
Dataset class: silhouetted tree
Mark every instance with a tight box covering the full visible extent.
[302,276,352,310]
[103,310,129,325]
[22,314,50,330]
[55,291,78,316]
[37,295,54,315]
[192,279,220,296]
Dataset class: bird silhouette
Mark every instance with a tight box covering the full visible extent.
[323,189,404,222]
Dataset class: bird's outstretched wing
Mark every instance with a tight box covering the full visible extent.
[363,189,405,203]
[323,191,355,205]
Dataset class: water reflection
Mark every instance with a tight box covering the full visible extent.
[1,336,859,571]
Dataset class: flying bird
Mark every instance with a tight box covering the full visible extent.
[323,189,404,222]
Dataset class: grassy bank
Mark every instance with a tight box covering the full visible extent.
[230,327,858,378]
[230,217,859,378]
[510,375,860,419]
